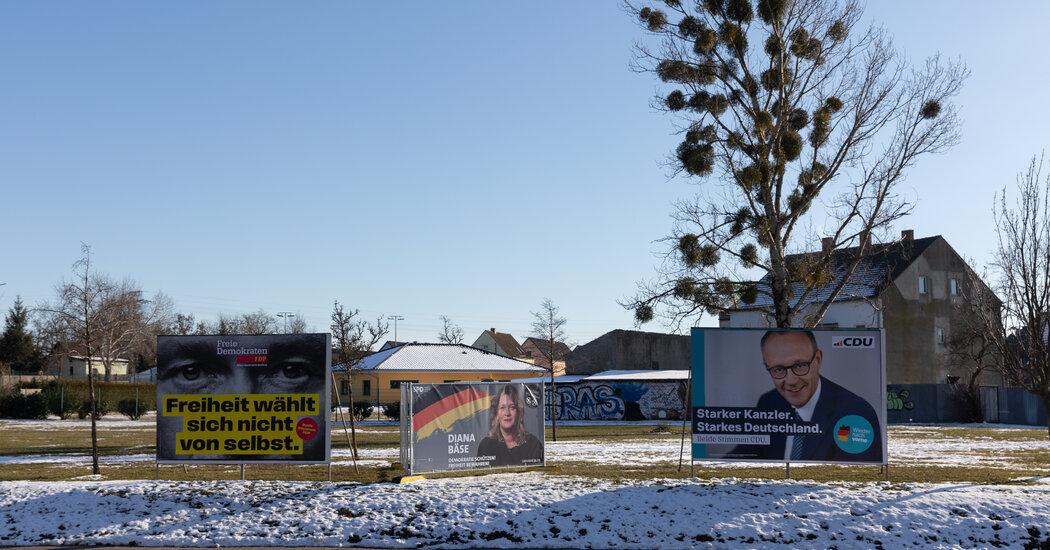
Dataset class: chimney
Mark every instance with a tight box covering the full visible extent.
[901,229,914,242]
[490,327,496,333]
[821,237,834,255]
[860,231,871,255]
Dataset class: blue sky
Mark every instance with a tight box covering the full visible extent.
[2,2,1049,347]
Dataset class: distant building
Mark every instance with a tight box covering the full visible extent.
[565,329,691,375]
[720,231,1002,386]
[61,356,131,381]
[333,343,546,405]
[520,337,571,376]
[471,328,529,360]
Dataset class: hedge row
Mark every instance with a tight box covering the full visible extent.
[1,381,157,419]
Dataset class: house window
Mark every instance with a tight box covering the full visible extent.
[340,380,349,395]
[918,276,928,294]
[951,278,960,296]
[937,329,945,345]
[390,380,417,389]
[363,380,371,396]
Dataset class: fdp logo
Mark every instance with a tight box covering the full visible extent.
[831,336,875,348]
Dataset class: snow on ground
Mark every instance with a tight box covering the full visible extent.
[3,419,1050,547]
[3,474,1050,548]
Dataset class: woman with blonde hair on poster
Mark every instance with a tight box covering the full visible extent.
[476,384,542,466]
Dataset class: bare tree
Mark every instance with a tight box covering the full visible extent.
[170,313,197,335]
[196,310,279,335]
[330,301,390,462]
[987,155,1050,437]
[38,258,172,382]
[38,244,103,474]
[437,315,465,344]
[240,309,278,335]
[287,314,309,334]
[623,0,967,329]
[531,298,566,441]
[944,264,1002,422]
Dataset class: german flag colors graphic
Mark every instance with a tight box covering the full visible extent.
[412,387,493,441]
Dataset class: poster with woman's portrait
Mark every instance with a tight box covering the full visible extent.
[408,382,544,474]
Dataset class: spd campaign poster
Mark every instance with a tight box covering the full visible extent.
[408,382,544,474]
[156,334,331,464]
[691,328,886,464]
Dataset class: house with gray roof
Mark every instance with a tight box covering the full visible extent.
[720,230,1002,386]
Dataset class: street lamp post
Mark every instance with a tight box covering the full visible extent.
[387,315,404,344]
[277,312,295,333]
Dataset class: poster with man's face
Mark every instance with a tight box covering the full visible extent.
[408,382,544,474]
[691,328,886,465]
[156,334,331,464]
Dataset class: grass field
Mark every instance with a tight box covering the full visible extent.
[1,415,1048,485]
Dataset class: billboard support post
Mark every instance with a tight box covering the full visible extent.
[679,366,692,473]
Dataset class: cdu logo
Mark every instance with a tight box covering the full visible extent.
[831,336,875,348]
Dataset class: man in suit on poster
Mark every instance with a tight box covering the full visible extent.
[729,330,882,462]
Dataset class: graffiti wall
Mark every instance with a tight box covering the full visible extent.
[546,381,687,421]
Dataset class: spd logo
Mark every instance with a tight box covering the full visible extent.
[831,336,875,348]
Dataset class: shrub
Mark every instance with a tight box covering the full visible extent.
[0,391,48,419]
[40,382,83,419]
[117,397,147,420]
[78,395,110,419]
[22,392,48,419]
[383,401,401,422]
[352,401,373,421]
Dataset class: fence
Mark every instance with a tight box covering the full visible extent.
[888,383,1047,426]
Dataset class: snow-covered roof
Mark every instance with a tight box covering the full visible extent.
[508,370,689,383]
[507,374,587,384]
[333,343,546,374]
[581,369,689,381]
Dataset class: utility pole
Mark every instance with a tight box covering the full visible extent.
[277,312,295,333]
[387,315,404,344]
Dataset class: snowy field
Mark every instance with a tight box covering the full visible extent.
[2,419,1050,548]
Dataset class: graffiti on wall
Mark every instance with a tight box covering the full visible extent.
[546,382,686,421]
[887,389,916,412]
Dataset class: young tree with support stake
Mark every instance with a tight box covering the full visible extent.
[330,301,389,466]
[531,298,567,442]
[622,0,967,329]
[40,245,103,474]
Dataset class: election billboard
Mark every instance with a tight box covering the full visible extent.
[691,328,886,464]
[406,382,544,474]
[156,333,331,464]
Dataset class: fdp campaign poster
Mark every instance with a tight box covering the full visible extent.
[409,382,544,474]
[156,333,331,464]
[691,328,886,464]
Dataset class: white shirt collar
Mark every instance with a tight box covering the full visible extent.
[794,378,822,422]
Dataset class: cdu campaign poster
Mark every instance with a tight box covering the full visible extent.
[691,328,886,465]
[408,382,544,474]
[156,333,331,464]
